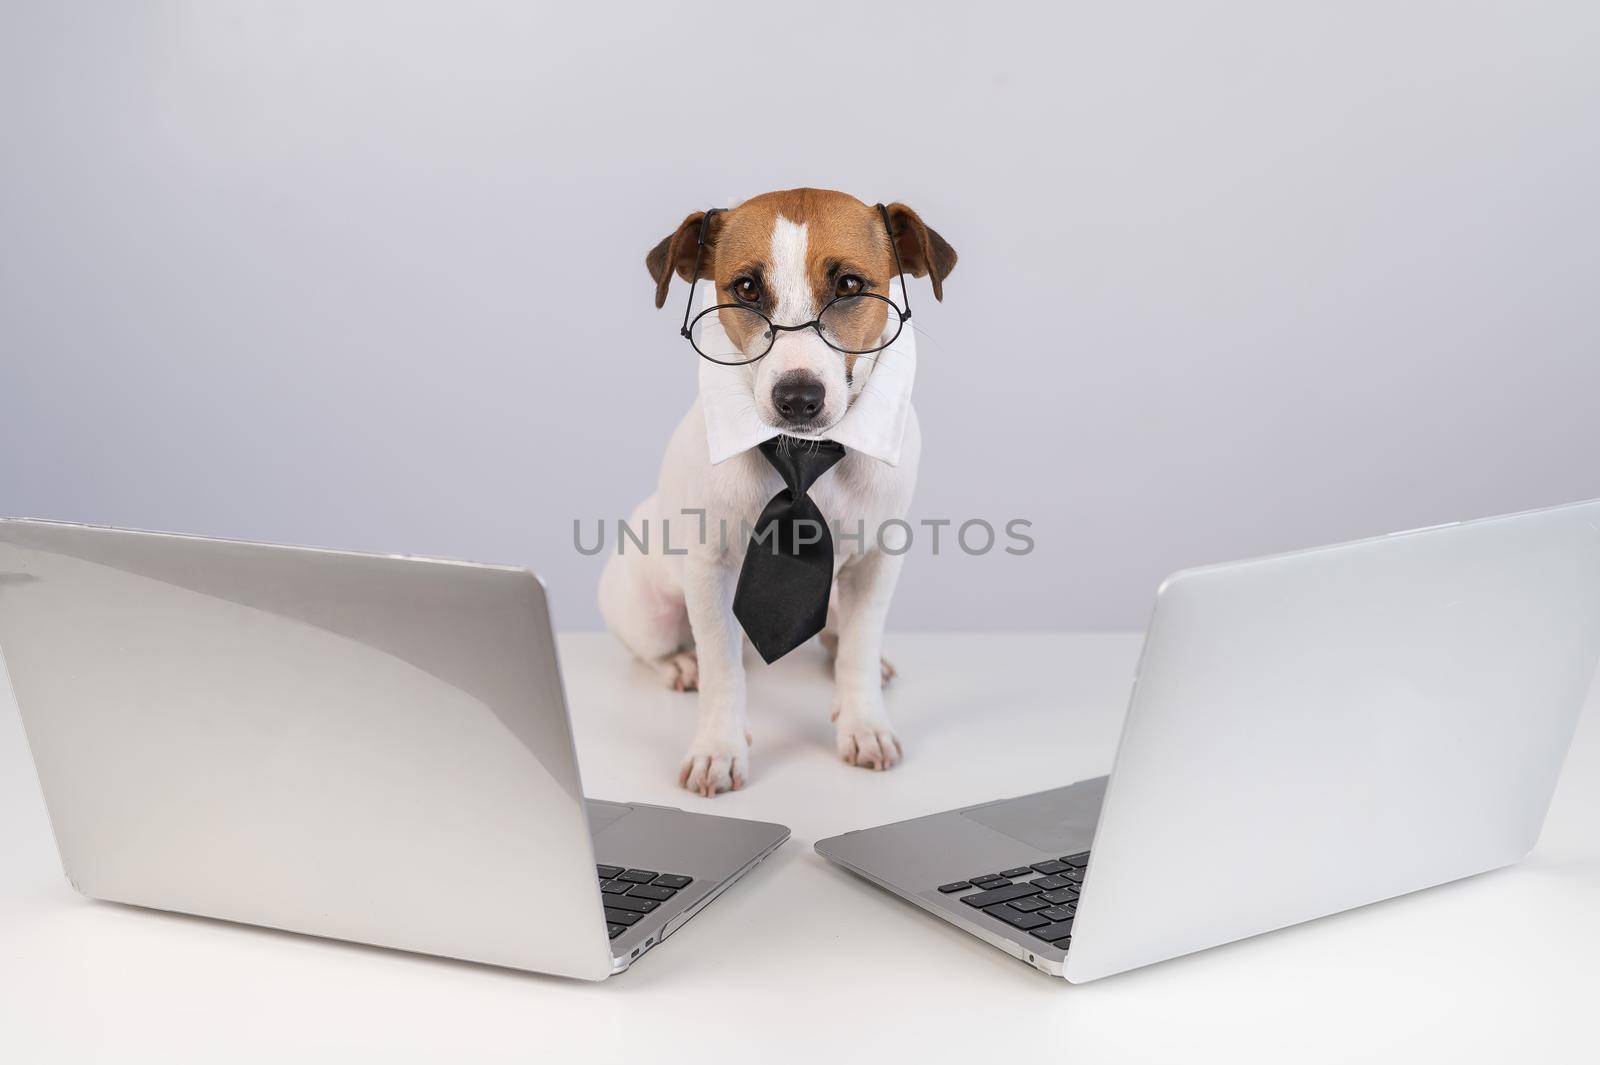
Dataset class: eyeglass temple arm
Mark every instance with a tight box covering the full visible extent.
[680,208,720,337]
[876,203,911,322]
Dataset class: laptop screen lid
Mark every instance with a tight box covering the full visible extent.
[0,520,614,980]
[1066,500,1600,982]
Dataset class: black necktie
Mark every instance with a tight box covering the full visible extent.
[733,436,847,664]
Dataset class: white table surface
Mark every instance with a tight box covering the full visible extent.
[3,632,1597,1064]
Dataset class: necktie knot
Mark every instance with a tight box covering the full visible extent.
[756,436,846,499]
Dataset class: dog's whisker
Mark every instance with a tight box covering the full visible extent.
[910,324,947,355]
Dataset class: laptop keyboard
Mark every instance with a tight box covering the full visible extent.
[936,851,1089,949]
[597,865,694,939]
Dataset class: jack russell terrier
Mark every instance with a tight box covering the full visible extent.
[600,188,956,796]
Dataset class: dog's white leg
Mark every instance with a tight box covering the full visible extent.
[830,549,905,770]
[819,598,840,657]
[676,553,750,796]
[819,595,895,685]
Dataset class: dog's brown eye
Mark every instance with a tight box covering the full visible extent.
[835,275,864,298]
[732,278,761,303]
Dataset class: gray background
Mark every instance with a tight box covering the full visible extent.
[3,1,1596,631]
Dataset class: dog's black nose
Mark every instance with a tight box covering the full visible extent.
[772,373,825,424]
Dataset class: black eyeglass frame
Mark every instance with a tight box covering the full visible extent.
[678,202,913,366]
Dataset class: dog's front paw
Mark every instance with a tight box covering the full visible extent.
[831,704,903,771]
[677,733,750,797]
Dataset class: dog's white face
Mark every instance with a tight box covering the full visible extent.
[737,213,860,432]
[648,188,956,434]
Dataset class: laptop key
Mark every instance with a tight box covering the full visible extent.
[1064,867,1086,883]
[627,884,677,901]
[1009,896,1050,913]
[607,923,626,939]
[959,881,1043,908]
[604,907,641,926]
[654,874,694,890]
[984,903,1051,930]
[600,880,632,895]
[1031,875,1070,891]
[1029,919,1075,942]
[971,872,1005,884]
[607,895,659,914]
[1031,860,1069,875]
[1061,852,1091,868]
[618,869,658,884]
[1040,906,1074,921]
[1040,888,1075,904]
[597,864,624,879]
[938,881,973,893]
[1000,867,1034,879]
[972,878,1010,890]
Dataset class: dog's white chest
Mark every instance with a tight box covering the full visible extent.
[809,452,912,559]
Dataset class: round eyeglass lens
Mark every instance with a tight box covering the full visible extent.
[817,293,902,355]
[689,304,773,365]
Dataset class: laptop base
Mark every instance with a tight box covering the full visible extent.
[814,777,1107,979]
[588,800,788,973]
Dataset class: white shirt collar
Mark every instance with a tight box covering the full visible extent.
[697,278,917,466]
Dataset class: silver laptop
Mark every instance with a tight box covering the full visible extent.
[0,519,787,980]
[817,499,1600,982]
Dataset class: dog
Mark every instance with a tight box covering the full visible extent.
[600,188,956,795]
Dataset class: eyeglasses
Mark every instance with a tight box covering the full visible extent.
[679,203,913,366]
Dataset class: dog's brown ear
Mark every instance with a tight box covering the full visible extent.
[645,210,716,309]
[885,203,958,301]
